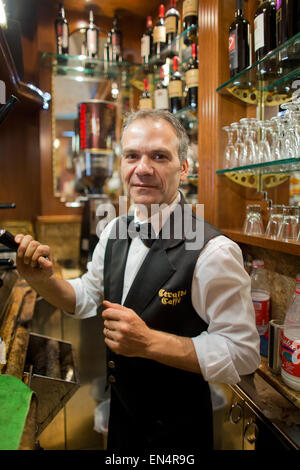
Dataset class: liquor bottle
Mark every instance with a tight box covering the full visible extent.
[254,0,276,60]
[153,4,167,63]
[110,15,122,63]
[55,2,69,55]
[169,56,182,113]
[165,0,180,56]
[185,43,198,109]
[229,0,251,78]
[85,10,99,58]
[154,67,169,110]
[141,16,153,69]
[182,0,198,46]
[139,78,153,110]
[276,0,299,46]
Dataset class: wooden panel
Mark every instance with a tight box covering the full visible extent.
[62,0,162,19]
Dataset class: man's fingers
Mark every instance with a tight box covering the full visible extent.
[103,300,128,310]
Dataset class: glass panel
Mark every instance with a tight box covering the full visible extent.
[216,157,300,175]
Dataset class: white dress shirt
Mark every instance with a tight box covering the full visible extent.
[66,196,260,385]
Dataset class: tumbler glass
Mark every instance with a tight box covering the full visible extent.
[242,204,264,235]
[265,205,285,239]
[277,205,300,242]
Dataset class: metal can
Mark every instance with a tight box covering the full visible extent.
[78,100,116,153]
[268,319,283,374]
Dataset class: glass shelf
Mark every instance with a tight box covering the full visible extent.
[216,157,300,175]
[216,32,300,106]
[40,52,139,81]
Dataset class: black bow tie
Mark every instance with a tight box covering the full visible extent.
[129,222,157,248]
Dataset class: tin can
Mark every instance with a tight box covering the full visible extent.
[268,319,283,374]
[78,100,116,153]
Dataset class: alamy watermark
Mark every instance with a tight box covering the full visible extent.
[94,196,205,251]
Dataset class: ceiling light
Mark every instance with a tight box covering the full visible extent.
[0,1,7,28]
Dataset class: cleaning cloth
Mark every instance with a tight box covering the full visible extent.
[0,374,33,450]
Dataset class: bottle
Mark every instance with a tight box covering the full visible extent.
[254,1,276,61]
[141,16,153,69]
[185,43,198,109]
[55,2,69,55]
[281,276,300,391]
[110,15,122,63]
[169,56,182,114]
[229,0,251,78]
[165,0,180,56]
[139,78,152,110]
[250,259,271,356]
[276,0,300,46]
[182,0,198,46]
[154,67,169,110]
[153,4,167,63]
[85,10,99,58]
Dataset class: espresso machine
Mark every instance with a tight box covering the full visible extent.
[73,100,117,267]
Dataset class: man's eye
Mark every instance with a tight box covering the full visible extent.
[125,154,138,160]
[153,154,166,160]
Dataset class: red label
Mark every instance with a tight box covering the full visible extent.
[229,33,235,52]
[281,333,300,378]
[252,298,269,327]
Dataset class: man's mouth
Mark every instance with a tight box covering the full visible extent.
[132,183,158,189]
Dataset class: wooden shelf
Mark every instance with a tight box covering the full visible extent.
[221,229,300,256]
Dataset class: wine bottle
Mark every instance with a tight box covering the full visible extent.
[141,16,153,69]
[154,67,169,110]
[185,43,198,109]
[85,10,99,58]
[169,56,182,113]
[276,0,299,46]
[182,0,198,46]
[153,4,167,63]
[229,0,251,78]
[55,2,69,55]
[254,1,276,77]
[165,0,180,56]
[139,78,153,110]
[110,15,122,63]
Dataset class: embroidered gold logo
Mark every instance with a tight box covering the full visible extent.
[159,289,187,306]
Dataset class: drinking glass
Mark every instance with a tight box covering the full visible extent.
[257,120,272,163]
[239,118,257,165]
[265,205,285,239]
[230,122,246,166]
[242,204,264,235]
[222,126,238,168]
[277,206,300,242]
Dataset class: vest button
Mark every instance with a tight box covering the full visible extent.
[108,360,115,369]
[108,375,116,384]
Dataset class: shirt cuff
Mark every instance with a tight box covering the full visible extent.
[64,278,98,319]
[192,332,241,384]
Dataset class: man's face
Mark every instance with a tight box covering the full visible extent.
[121,118,188,209]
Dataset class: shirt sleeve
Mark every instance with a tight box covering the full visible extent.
[191,235,261,384]
[65,218,117,319]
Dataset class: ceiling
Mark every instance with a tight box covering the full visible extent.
[62,0,162,19]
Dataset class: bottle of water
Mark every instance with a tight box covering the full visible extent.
[250,259,270,356]
[281,276,300,391]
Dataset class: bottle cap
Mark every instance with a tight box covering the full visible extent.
[159,4,165,17]
[252,259,264,268]
[192,43,197,56]
[173,56,179,70]
[147,16,152,27]
[160,66,164,79]
[144,78,148,90]
[170,0,176,7]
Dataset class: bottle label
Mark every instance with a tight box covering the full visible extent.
[252,291,270,335]
[183,0,198,18]
[281,333,300,378]
[139,98,153,110]
[254,13,265,52]
[186,68,199,88]
[87,29,97,54]
[153,25,166,43]
[165,16,177,34]
[62,23,68,48]
[154,88,169,109]
[141,35,150,58]
[229,30,238,70]
[168,80,182,98]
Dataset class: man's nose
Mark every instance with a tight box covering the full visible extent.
[135,156,154,175]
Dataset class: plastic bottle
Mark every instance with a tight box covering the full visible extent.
[250,259,270,356]
[281,276,300,391]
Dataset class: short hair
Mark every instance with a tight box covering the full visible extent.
[121,109,189,164]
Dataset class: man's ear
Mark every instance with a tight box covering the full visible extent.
[180,159,189,182]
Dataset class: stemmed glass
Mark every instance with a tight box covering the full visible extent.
[230,122,246,166]
[222,126,238,169]
[239,118,257,166]
[257,120,272,163]
[270,116,285,161]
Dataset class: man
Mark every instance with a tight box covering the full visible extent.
[15,110,260,451]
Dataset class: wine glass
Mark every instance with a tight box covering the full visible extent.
[240,117,257,165]
[230,122,246,167]
[222,126,238,169]
[257,121,272,163]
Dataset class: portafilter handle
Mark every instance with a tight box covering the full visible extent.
[0,203,16,209]
[0,230,19,251]
[0,95,19,126]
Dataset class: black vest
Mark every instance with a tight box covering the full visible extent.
[103,197,222,449]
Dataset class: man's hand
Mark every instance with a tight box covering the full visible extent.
[102,300,152,357]
[15,234,54,283]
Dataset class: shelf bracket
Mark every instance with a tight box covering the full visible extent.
[224,172,289,189]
